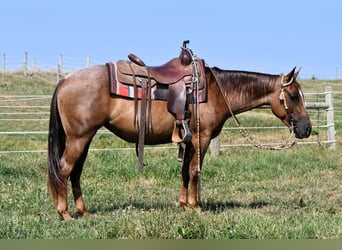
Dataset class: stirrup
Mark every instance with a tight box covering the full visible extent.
[171,120,192,143]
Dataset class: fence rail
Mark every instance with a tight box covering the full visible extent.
[0,86,337,154]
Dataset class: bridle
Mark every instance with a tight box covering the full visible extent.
[279,75,294,110]
[210,68,296,150]
[279,75,295,134]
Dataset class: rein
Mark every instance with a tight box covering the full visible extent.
[210,68,296,151]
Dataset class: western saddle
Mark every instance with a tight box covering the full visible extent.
[109,41,206,171]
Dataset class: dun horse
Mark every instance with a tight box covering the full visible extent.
[48,51,311,220]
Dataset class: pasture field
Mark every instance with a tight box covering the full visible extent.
[0,73,342,239]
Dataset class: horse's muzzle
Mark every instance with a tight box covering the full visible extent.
[293,121,312,139]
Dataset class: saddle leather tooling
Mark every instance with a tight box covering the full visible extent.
[106,41,206,171]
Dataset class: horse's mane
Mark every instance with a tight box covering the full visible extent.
[210,67,279,97]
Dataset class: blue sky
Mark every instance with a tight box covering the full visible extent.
[1,0,341,79]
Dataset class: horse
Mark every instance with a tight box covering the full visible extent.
[48,64,311,220]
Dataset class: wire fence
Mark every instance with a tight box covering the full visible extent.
[2,52,342,81]
[2,53,103,84]
[1,53,341,154]
[0,87,339,154]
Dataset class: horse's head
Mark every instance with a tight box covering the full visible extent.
[269,67,312,139]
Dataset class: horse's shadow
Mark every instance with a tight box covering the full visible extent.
[201,200,270,213]
[87,199,270,216]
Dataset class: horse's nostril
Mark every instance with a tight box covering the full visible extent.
[306,126,312,137]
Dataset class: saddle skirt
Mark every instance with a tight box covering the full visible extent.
[107,59,207,103]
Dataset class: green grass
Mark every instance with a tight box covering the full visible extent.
[0,148,341,239]
[0,73,342,239]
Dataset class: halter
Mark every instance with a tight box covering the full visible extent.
[279,75,294,110]
[210,68,296,150]
[279,75,303,137]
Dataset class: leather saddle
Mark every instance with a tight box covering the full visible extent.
[108,41,206,172]
[116,41,205,144]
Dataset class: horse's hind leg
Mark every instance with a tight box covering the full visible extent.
[57,135,93,220]
[70,140,92,217]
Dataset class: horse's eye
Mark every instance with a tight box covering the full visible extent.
[289,93,299,101]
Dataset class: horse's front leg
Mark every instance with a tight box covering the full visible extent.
[188,161,202,212]
[179,143,190,210]
[179,137,210,212]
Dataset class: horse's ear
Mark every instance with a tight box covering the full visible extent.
[285,67,297,81]
[294,67,301,79]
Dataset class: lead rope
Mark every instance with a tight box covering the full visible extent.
[210,68,296,151]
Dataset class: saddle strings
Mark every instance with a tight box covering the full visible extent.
[182,44,202,177]
[187,48,202,201]
[210,68,296,151]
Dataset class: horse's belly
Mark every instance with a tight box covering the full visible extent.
[106,98,176,144]
[107,124,173,145]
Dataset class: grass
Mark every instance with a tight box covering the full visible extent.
[0,148,341,239]
[0,73,342,239]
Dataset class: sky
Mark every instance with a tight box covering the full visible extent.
[1,0,341,79]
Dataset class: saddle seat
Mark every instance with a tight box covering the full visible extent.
[149,58,193,84]
[127,41,193,84]
[117,55,194,86]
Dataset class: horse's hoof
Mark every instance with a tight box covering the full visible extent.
[60,211,73,221]
[81,211,91,218]
[193,205,202,213]
[178,202,202,213]
[178,201,188,211]
[186,204,202,213]
[75,208,91,218]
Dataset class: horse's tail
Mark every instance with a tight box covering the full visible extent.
[47,80,66,203]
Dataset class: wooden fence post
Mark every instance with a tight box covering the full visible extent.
[59,54,63,74]
[56,54,63,83]
[2,53,5,74]
[23,52,28,77]
[325,86,336,149]
[336,67,339,80]
[87,56,91,67]
[56,65,61,84]
[210,137,220,156]
[32,58,36,73]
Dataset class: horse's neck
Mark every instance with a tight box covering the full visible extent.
[224,74,279,114]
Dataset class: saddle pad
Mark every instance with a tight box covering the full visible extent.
[107,62,207,103]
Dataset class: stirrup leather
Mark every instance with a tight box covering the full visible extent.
[171,120,192,143]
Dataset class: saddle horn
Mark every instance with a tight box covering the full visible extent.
[182,40,190,48]
[180,40,192,65]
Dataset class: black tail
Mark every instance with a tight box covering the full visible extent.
[47,80,66,202]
